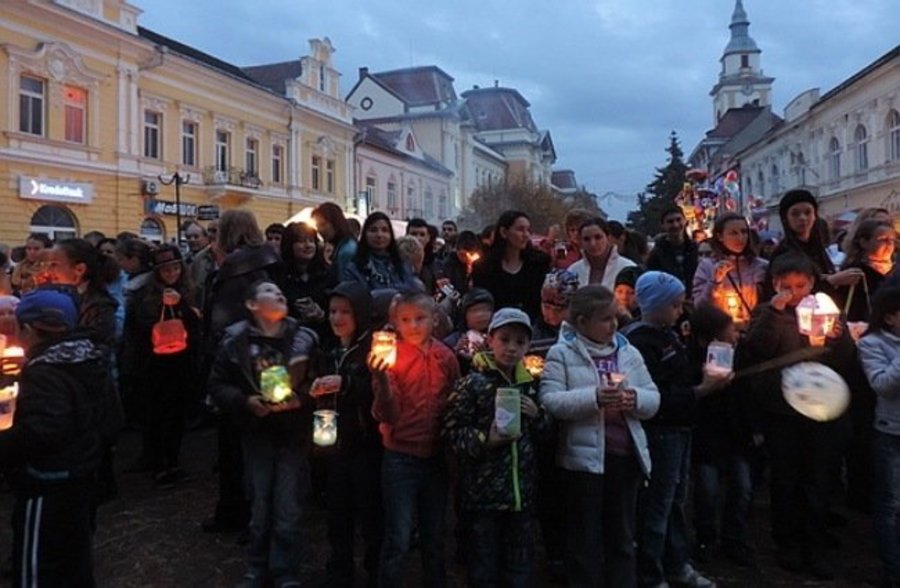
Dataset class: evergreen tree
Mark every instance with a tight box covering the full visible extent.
[627,131,688,236]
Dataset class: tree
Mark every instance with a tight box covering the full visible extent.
[458,179,604,234]
[627,131,688,236]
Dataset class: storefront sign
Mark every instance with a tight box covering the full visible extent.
[196,205,220,220]
[146,199,198,217]
[18,177,93,203]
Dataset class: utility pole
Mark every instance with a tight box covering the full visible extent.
[158,172,190,247]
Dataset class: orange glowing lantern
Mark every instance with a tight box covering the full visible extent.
[1,346,24,377]
[523,355,545,378]
[370,331,397,368]
[795,293,841,347]
[463,251,481,273]
[724,292,741,321]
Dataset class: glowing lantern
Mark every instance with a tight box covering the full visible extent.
[371,331,397,368]
[463,251,481,273]
[1,346,24,377]
[724,292,741,321]
[604,372,626,388]
[705,341,734,376]
[0,382,17,431]
[259,366,293,403]
[313,410,338,446]
[795,293,841,346]
[782,362,849,422]
[495,388,521,437]
[523,355,545,378]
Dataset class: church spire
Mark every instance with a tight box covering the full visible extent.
[723,0,759,57]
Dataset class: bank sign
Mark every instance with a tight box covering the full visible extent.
[146,199,198,217]
[19,177,94,203]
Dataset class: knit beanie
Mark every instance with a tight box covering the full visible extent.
[614,266,642,290]
[541,269,580,307]
[778,189,818,222]
[460,288,494,314]
[635,271,685,315]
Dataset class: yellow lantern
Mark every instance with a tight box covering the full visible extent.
[724,292,741,321]
[313,409,338,446]
[371,331,397,368]
[1,346,24,377]
[463,251,481,273]
[795,293,841,347]
[523,355,545,378]
[0,382,17,431]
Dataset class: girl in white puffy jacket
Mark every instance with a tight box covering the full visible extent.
[540,284,660,587]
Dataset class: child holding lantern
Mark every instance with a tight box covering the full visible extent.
[740,253,855,580]
[540,284,661,587]
[443,307,552,586]
[369,291,460,588]
[208,280,317,588]
[309,281,383,587]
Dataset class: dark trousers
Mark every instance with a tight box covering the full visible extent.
[145,370,189,472]
[873,431,900,581]
[537,434,566,563]
[13,478,95,588]
[766,413,839,556]
[692,455,753,549]
[564,455,644,588]
[466,510,535,588]
[325,448,384,586]
[214,415,249,526]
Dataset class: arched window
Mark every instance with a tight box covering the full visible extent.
[889,110,900,161]
[829,137,841,180]
[30,205,78,241]
[770,164,780,196]
[855,124,868,171]
[140,217,165,243]
[406,135,415,152]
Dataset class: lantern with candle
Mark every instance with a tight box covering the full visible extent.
[795,293,841,346]
[0,345,23,431]
[523,355,545,378]
[370,330,397,368]
[259,365,293,404]
[313,409,338,446]
[724,292,741,321]
[1,346,24,378]
[463,251,481,274]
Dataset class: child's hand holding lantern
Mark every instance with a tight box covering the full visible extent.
[311,375,342,397]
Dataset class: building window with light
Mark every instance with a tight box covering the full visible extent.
[311,156,321,191]
[326,159,335,194]
[889,110,900,162]
[272,145,283,185]
[144,111,162,159]
[855,124,868,172]
[19,75,45,136]
[182,121,197,167]
[246,138,258,176]
[215,130,230,172]
[64,86,86,144]
[829,137,841,180]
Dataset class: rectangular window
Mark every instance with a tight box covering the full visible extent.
[272,145,283,184]
[215,130,230,172]
[892,128,900,162]
[181,121,197,167]
[857,142,868,171]
[143,111,162,159]
[19,76,45,136]
[326,159,335,193]
[387,181,398,210]
[311,155,321,191]
[63,86,86,143]
[741,55,749,68]
[365,176,377,208]
[319,65,326,92]
[245,138,258,175]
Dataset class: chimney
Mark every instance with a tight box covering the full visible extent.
[494,79,499,88]
[359,67,369,80]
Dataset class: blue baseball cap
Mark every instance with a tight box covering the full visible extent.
[15,289,79,332]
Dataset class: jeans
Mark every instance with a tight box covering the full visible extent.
[325,448,383,586]
[379,450,448,588]
[243,434,308,585]
[874,431,900,581]
[467,510,534,588]
[693,456,753,550]
[565,455,643,588]
[638,427,692,586]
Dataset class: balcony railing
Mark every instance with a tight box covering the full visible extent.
[203,166,262,189]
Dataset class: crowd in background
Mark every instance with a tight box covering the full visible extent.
[0,189,897,588]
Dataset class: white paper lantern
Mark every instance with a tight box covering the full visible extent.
[781,362,849,422]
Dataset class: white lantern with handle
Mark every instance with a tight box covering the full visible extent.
[782,362,849,422]
[795,292,840,346]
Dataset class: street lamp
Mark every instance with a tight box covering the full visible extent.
[158,172,190,247]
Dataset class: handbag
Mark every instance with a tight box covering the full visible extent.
[152,304,188,355]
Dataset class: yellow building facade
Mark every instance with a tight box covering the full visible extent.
[0,0,356,244]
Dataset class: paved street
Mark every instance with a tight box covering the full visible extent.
[0,428,880,587]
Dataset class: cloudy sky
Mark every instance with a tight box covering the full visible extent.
[141,0,896,220]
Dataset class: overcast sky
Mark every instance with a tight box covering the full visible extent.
[140,0,897,221]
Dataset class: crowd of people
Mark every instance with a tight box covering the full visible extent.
[0,189,897,588]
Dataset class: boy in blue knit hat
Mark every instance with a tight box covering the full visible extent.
[622,271,731,588]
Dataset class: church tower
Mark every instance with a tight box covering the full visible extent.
[710,0,774,125]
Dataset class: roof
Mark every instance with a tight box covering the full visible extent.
[357,123,453,176]
[551,170,578,190]
[370,66,457,107]
[723,0,760,56]
[137,27,260,87]
[242,60,304,95]
[709,108,782,168]
[812,44,900,111]
[707,105,766,138]
[461,86,537,132]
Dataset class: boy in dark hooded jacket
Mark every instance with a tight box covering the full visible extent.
[1,289,112,587]
[310,281,383,587]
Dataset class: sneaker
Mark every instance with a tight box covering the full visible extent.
[669,563,716,588]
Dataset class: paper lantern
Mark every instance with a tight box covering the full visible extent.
[495,388,521,437]
[259,365,293,403]
[371,331,397,368]
[313,409,338,446]
[847,321,868,343]
[463,251,481,273]
[782,362,849,422]
[0,382,17,431]
[523,355,545,378]
[705,341,734,376]
[795,293,840,346]
[1,346,24,377]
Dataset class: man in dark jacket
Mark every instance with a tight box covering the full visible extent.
[647,208,699,293]
[0,289,112,587]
